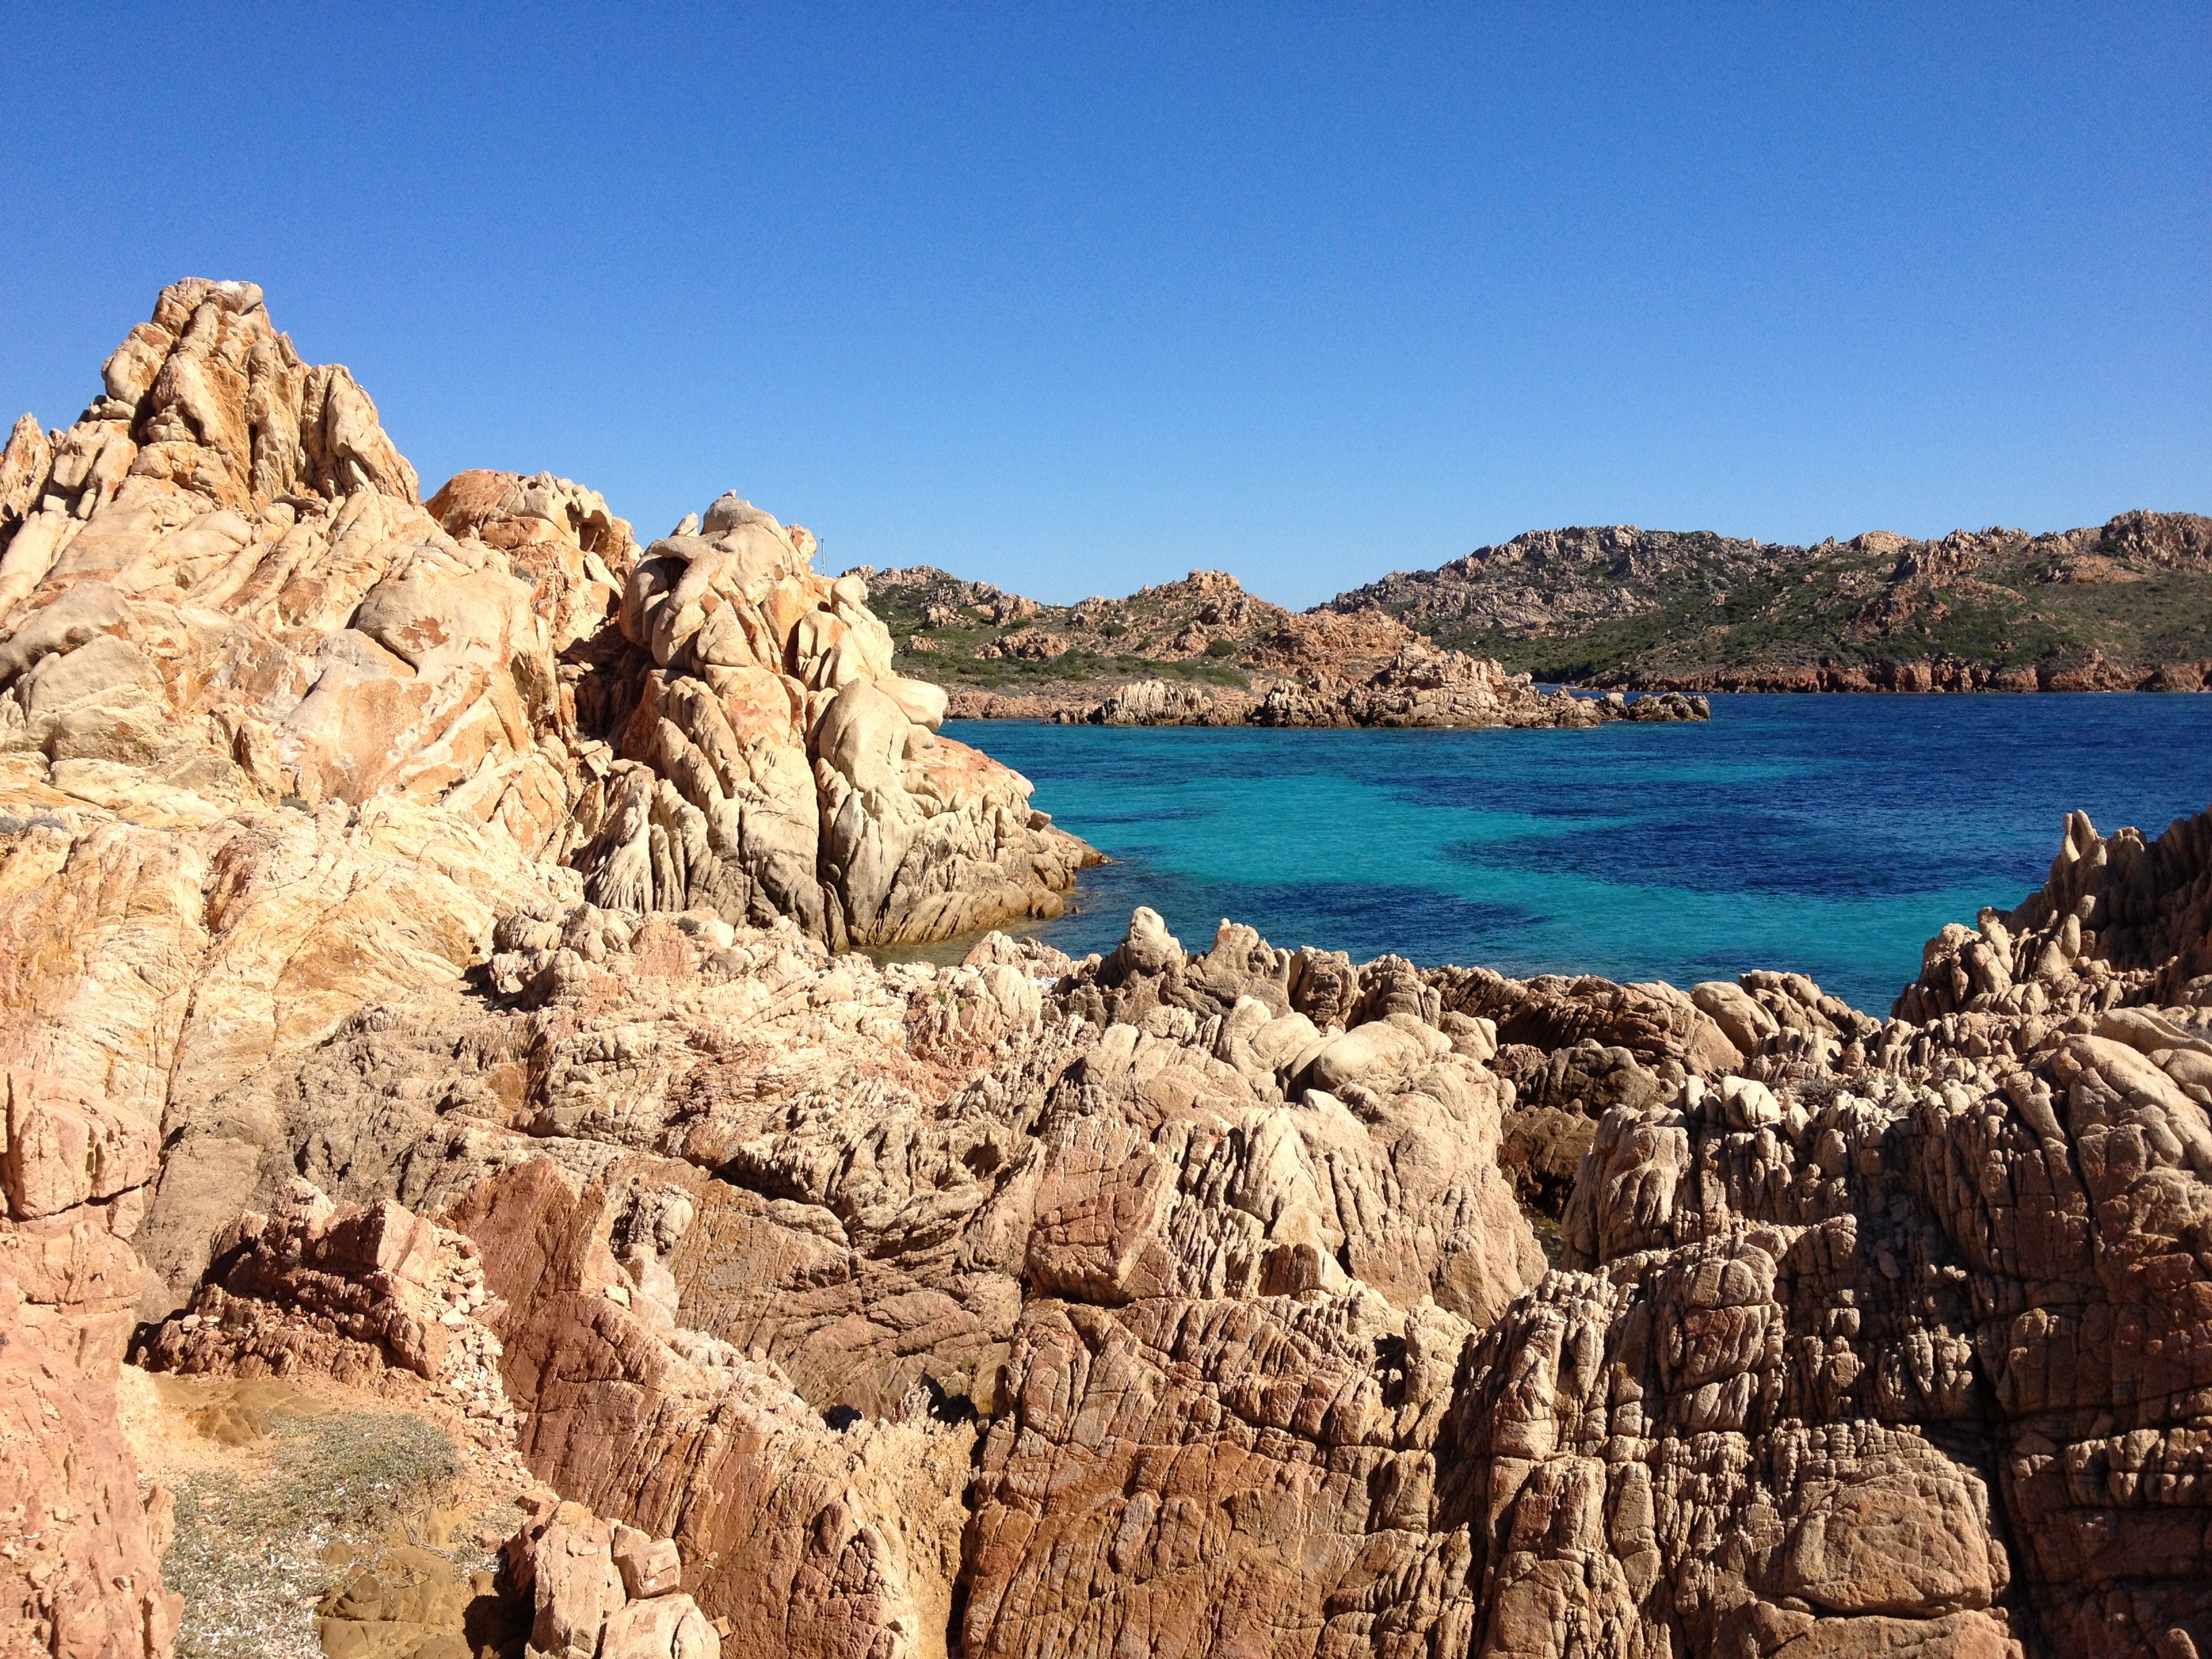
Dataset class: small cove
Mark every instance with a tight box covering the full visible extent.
[944,693,2212,1013]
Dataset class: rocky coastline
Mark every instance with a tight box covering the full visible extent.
[1595,653,2212,695]
[867,518,2212,703]
[873,567,1711,729]
[0,280,1095,954]
[948,654,1709,728]
[1331,516,2212,692]
[7,283,2212,1659]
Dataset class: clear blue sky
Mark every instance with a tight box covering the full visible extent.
[3,4,2204,607]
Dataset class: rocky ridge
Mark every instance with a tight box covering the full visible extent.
[867,567,1706,727]
[872,514,2212,701]
[0,279,1101,1311]
[0,277,1091,950]
[1328,514,2212,690]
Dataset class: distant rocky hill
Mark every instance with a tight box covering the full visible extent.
[857,564,1292,694]
[861,510,2212,699]
[853,564,1704,726]
[1324,512,2212,690]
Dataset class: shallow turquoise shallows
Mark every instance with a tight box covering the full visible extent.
[945,694,2212,1015]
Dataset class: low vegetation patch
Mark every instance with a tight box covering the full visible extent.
[159,1408,468,1659]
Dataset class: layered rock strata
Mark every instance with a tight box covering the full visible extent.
[137,1176,519,1448]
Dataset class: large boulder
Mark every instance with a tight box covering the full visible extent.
[575,491,1094,946]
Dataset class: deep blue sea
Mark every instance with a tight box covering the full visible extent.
[945,694,2212,1015]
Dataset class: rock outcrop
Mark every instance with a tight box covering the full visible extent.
[572,488,1092,944]
[0,281,1095,1297]
[1898,806,2212,1024]
[34,790,2212,1656]
[1007,655,1706,729]
[102,892,1547,1656]
[137,1177,518,1448]
[1328,514,2212,691]
[882,564,1711,728]
[1248,646,1706,729]
[1429,809,2212,1659]
[14,278,2212,1658]
[501,1496,720,1659]
[0,281,1089,955]
[1,1074,180,1659]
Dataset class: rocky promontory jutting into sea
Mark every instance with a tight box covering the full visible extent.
[7,283,2212,1659]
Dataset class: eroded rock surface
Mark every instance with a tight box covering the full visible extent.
[1,1073,180,1659]
[112,897,1541,1656]
[10,278,2212,1659]
[105,798,2212,1656]
[0,281,1095,1296]
[0,279,1097,1657]
[572,489,1092,945]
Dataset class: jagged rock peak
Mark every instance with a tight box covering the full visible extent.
[0,278,417,558]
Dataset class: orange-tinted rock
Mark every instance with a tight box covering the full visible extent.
[0,1073,177,1659]
[137,1178,517,1446]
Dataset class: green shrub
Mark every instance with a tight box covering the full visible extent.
[1203,637,1237,659]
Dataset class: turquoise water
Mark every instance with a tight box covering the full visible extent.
[949,695,2212,1014]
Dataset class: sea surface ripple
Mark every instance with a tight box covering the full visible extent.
[946,693,2212,1013]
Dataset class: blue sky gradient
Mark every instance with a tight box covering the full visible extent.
[2,4,2204,606]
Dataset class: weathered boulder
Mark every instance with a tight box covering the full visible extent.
[0,1073,179,1659]
[1900,805,2212,1022]
[574,492,1094,945]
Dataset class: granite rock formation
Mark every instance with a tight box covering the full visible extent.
[501,1496,720,1659]
[38,790,2212,1654]
[106,794,2212,1656]
[961,653,1706,729]
[1477,807,2212,1659]
[0,280,1094,1299]
[574,489,1092,945]
[137,1176,519,1449]
[1328,514,2212,691]
[119,897,1547,1656]
[11,277,2212,1658]
[2,1074,180,1659]
[880,564,1711,727]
